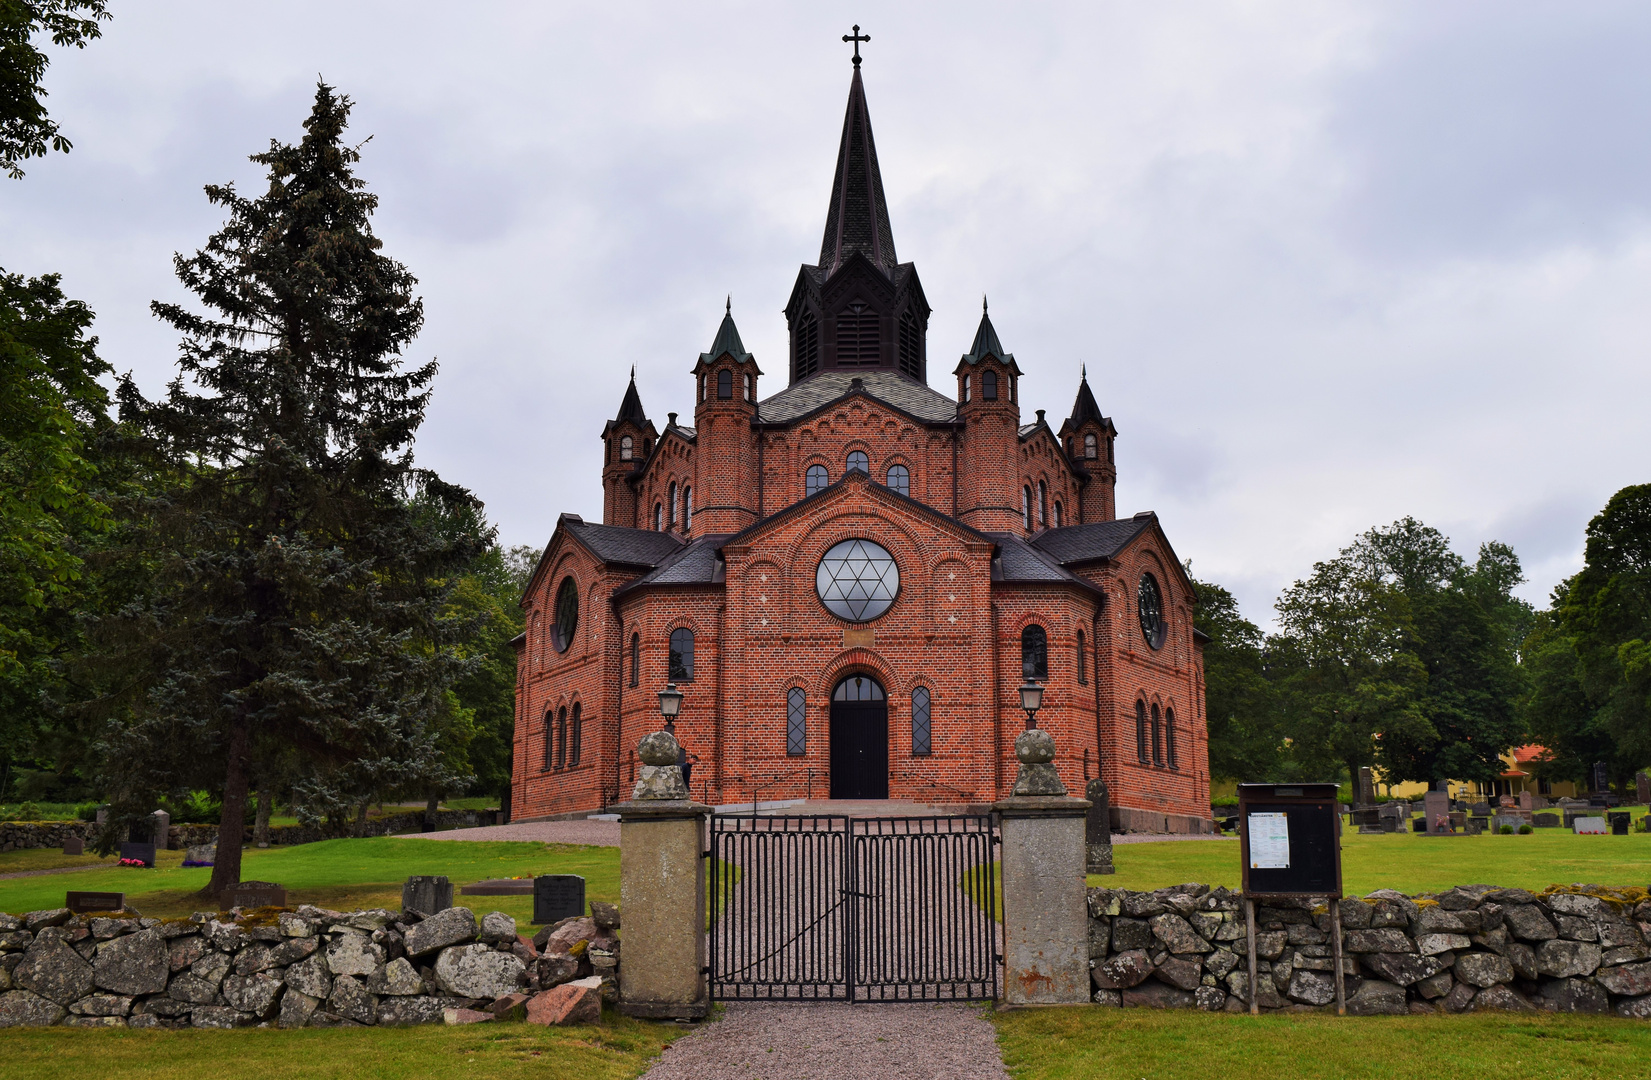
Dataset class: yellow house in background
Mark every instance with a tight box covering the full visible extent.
[1379,746,1579,801]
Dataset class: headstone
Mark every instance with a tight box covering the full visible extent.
[403,875,453,915]
[95,807,108,826]
[1356,766,1375,808]
[1084,778,1114,874]
[183,843,216,866]
[224,881,287,908]
[1471,801,1493,817]
[118,842,155,867]
[1412,816,1426,832]
[61,837,84,856]
[1423,790,1453,835]
[1379,815,1397,833]
[1497,795,1516,810]
[1492,814,1523,833]
[1574,817,1608,835]
[1533,812,1560,828]
[66,891,126,914]
[1463,817,1486,835]
[1609,812,1631,836]
[1518,791,1535,810]
[151,809,172,850]
[533,874,586,925]
[1591,762,1610,796]
[1638,771,1651,807]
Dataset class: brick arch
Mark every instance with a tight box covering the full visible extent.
[812,648,904,700]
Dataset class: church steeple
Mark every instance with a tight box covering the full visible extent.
[818,64,898,279]
[1057,364,1118,524]
[600,367,657,527]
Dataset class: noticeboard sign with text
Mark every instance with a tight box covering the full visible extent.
[1238,783,1342,898]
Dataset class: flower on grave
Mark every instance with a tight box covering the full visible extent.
[119,858,148,867]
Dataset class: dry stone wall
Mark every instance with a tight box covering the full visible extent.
[0,810,487,852]
[1089,883,1651,1017]
[0,902,620,1029]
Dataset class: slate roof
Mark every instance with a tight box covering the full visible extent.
[1065,372,1104,429]
[699,302,755,366]
[819,66,899,279]
[758,370,959,425]
[1028,515,1155,565]
[959,306,1012,367]
[985,533,1094,588]
[562,516,685,567]
[615,534,732,594]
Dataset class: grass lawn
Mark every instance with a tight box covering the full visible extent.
[1097,828,1651,895]
[1,1016,684,1080]
[0,838,619,920]
[993,1007,1651,1080]
[0,847,127,874]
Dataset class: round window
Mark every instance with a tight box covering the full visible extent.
[815,539,900,623]
[553,576,579,652]
[1138,573,1164,649]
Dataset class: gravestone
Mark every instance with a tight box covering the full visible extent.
[95,806,107,826]
[118,843,155,867]
[1497,795,1516,809]
[1356,767,1376,808]
[1423,790,1453,835]
[1592,762,1610,797]
[184,842,215,866]
[1518,791,1535,810]
[533,874,586,925]
[1379,815,1397,833]
[1638,771,1651,807]
[66,891,126,914]
[1464,817,1486,835]
[1533,812,1560,828]
[403,875,454,915]
[1084,778,1114,874]
[224,880,287,908]
[1609,812,1631,836]
[151,808,172,850]
[1471,801,1492,816]
[1412,816,1426,832]
[1574,817,1608,835]
[62,837,84,856]
[1492,814,1523,833]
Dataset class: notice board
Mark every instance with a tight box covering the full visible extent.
[1237,783,1342,898]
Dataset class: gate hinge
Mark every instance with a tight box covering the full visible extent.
[700,966,710,975]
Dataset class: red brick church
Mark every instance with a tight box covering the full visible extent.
[512,58,1212,832]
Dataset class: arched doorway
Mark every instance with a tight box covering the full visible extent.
[830,675,888,799]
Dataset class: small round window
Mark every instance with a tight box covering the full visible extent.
[1138,573,1164,650]
[553,576,579,652]
[816,539,900,622]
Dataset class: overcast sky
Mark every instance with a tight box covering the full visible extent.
[7,2,1649,626]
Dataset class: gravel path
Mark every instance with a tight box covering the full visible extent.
[393,820,619,846]
[0,863,115,881]
[639,1002,1009,1080]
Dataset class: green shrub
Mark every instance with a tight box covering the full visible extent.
[12,802,41,821]
[1499,823,1514,835]
[1519,824,1533,834]
[1210,796,1240,809]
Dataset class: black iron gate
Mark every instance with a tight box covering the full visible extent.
[708,815,999,1002]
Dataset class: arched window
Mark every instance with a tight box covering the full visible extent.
[668,483,678,530]
[630,632,640,687]
[553,577,579,653]
[1151,703,1163,766]
[653,503,663,531]
[1022,486,1033,531]
[962,375,971,402]
[698,374,705,402]
[786,687,806,756]
[1038,481,1048,527]
[668,627,695,682]
[1021,625,1047,679]
[1009,375,1016,402]
[1076,629,1087,685]
[683,487,693,532]
[886,464,910,497]
[569,703,582,767]
[717,368,732,399]
[1053,500,1063,528]
[912,686,932,756]
[1084,433,1097,459]
[846,450,869,474]
[620,435,633,461]
[745,372,754,401]
[642,438,651,456]
[1107,437,1114,464]
[806,464,828,496]
[1165,707,1177,770]
[1136,701,1149,764]
[983,370,998,400]
[556,707,568,769]
[543,709,555,771]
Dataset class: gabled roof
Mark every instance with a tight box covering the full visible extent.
[819,66,898,280]
[1028,516,1155,565]
[614,534,732,594]
[698,300,756,368]
[562,516,685,568]
[985,533,1100,593]
[757,370,959,425]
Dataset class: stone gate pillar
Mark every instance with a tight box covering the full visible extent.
[996,727,1092,1005]
[615,730,711,1019]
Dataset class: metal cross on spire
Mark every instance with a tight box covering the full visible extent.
[843,24,869,67]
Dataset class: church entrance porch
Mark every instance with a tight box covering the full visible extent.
[830,675,888,800]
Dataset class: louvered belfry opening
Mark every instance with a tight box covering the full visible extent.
[836,301,881,365]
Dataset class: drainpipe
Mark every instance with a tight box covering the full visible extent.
[991,600,1003,795]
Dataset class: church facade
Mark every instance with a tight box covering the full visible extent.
[512,63,1213,832]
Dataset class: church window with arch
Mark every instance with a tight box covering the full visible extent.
[1022,486,1032,531]
[1021,625,1047,679]
[1165,707,1177,770]
[717,368,733,398]
[669,628,695,682]
[912,686,932,756]
[1053,500,1063,528]
[1139,573,1165,649]
[653,503,662,531]
[683,487,693,532]
[568,703,582,767]
[620,435,633,461]
[983,370,998,400]
[745,372,754,400]
[543,709,555,771]
[962,374,971,402]
[1136,701,1149,764]
[1076,628,1087,684]
[556,707,568,769]
[886,463,909,496]
[846,450,869,474]
[668,483,678,529]
[1084,433,1097,459]
[1038,481,1048,527]
[806,464,828,496]
[1151,703,1164,766]
[553,577,579,653]
[629,632,640,687]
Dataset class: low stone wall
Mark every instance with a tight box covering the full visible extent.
[1109,808,1217,835]
[0,903,618,1029]
[0,821,94,852]
[1089,883,1651,1016]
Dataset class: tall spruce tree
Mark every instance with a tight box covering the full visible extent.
[104,83,487,896]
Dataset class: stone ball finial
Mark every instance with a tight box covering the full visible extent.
[1015,728,1056,765]
[638,730,680,767]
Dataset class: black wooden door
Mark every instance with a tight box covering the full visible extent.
[830,699,888,799]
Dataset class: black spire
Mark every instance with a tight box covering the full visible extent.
[960,300,1013,366]
[614,366,647,425]
[1066,367,1104,428]
[699,300,754,365]
[818,63,898,279]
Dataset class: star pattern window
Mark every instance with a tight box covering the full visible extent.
[553,576,579,652]
[1138,572,1165,650]
[815,539,900,622]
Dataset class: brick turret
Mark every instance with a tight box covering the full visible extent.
[601,370,656,527]
[1058,367,1117,524]
[954,301,1024,533]
[691,301,761,534]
